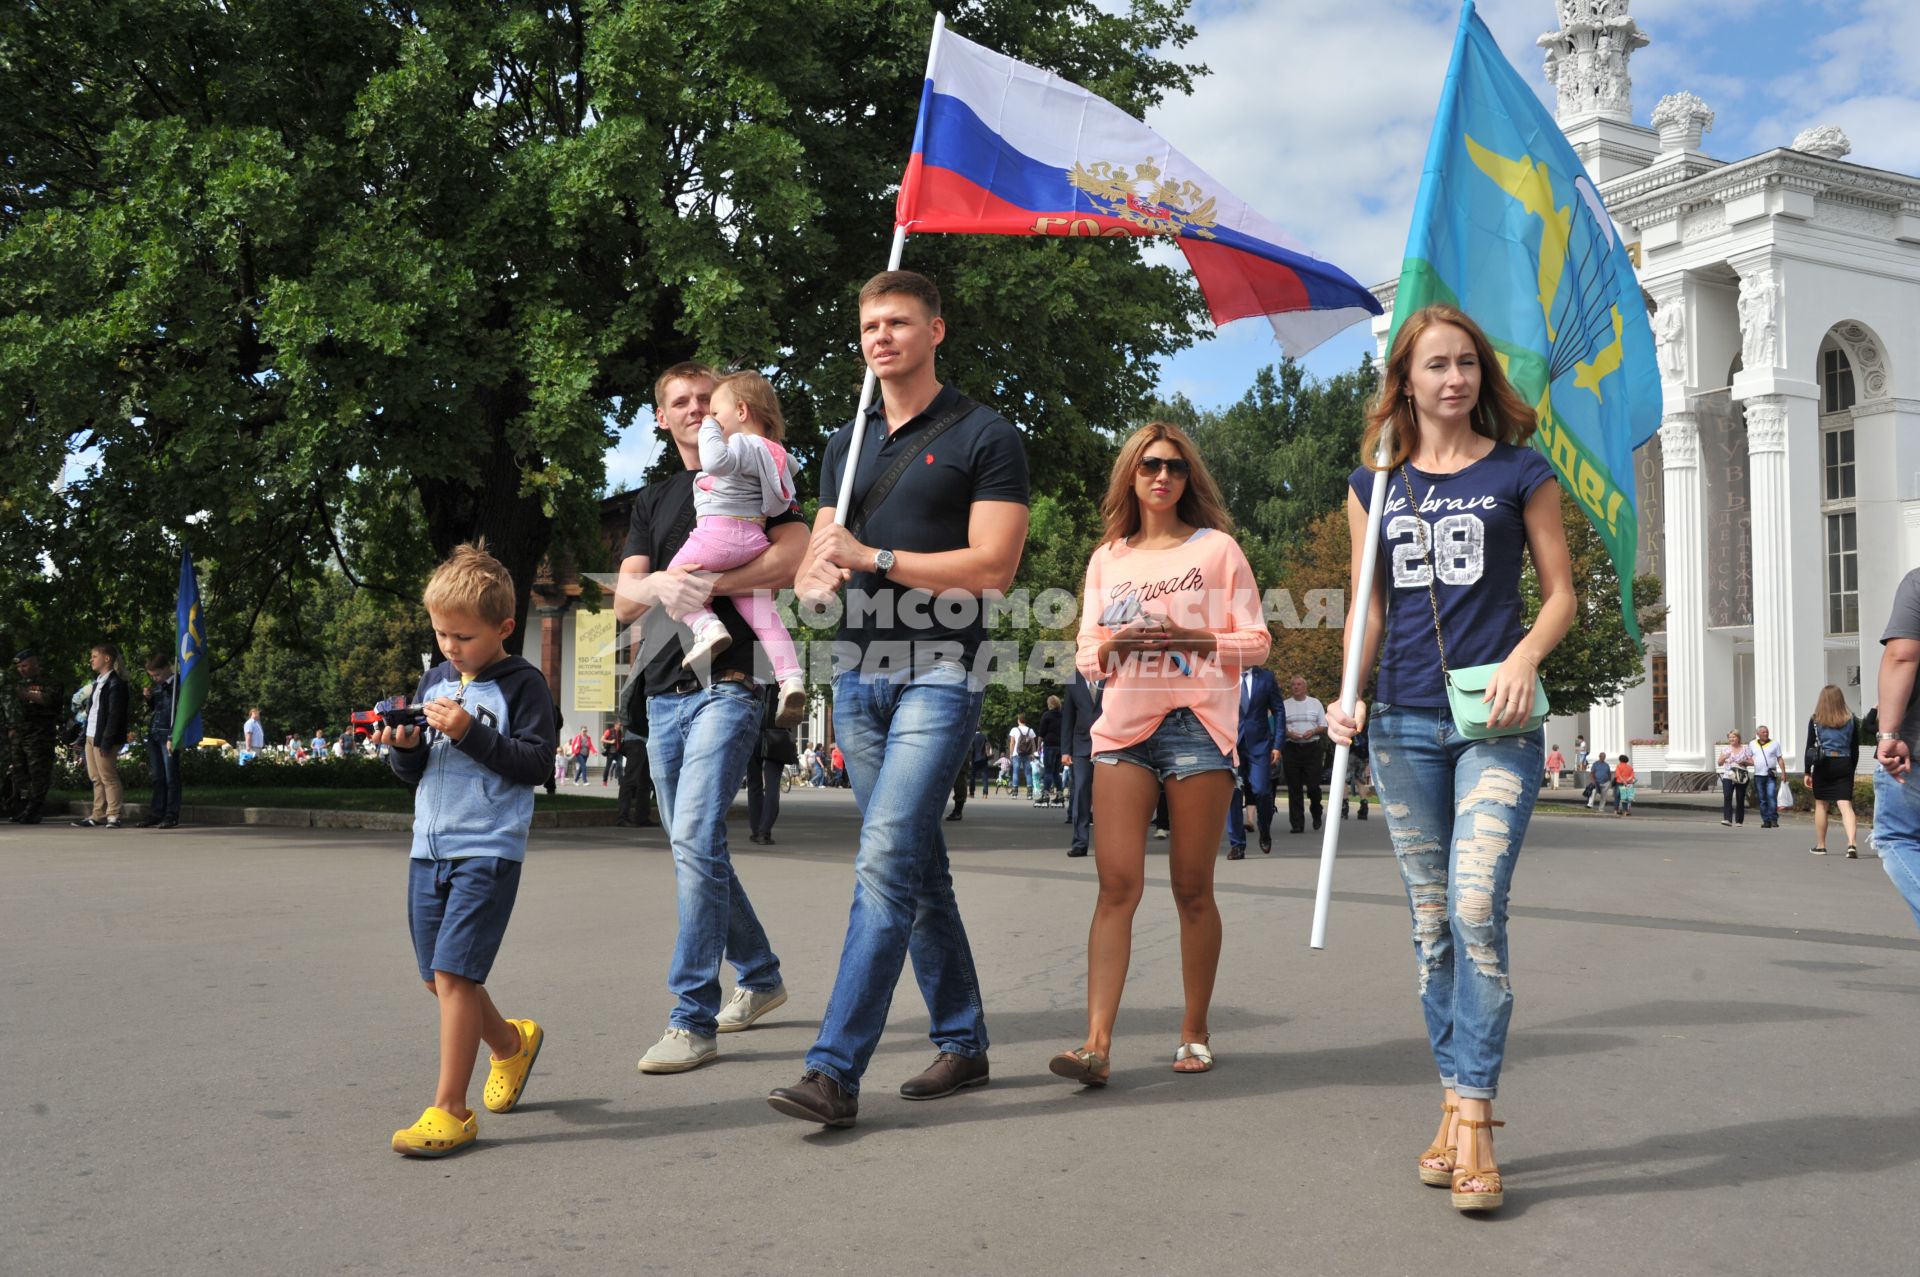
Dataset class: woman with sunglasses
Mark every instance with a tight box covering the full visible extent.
[1049,423,1270,1087]
[1325,304,1575,1213]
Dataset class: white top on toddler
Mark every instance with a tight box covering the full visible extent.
[696,419,797,519]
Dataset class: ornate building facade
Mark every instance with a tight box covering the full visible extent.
[1375,0,1920,775]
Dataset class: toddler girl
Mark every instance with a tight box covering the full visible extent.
[669,370,806,726]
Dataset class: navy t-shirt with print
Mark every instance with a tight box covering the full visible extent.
[1349,442,1558,707]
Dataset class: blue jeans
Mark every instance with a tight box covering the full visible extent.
[1873,764,1920,933]
[806,663,988,1093]
[1042,745,1063,798]
[647,682,782,1037]
[1228,743,1274,849]
[1368,704,1544,1100]
[147,735,181,821]
[1753,773,1780,824]
[1010,754,1032,794]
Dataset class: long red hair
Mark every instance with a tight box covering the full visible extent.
[1361,304,1539,470]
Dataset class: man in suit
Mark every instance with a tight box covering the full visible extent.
[1059,672,1100,858]
[1229,664,1282,859]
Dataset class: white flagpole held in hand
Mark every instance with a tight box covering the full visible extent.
[1310,440,1392,950]
[831,13,946,525]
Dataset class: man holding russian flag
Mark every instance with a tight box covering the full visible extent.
[770,269,1029,1128]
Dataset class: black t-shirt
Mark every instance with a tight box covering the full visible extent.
[622,468,805,699]
[817,384,1029,665]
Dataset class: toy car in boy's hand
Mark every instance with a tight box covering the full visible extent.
[379,706,430,730]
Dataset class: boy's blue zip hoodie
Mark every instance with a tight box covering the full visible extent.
[388,654,556,862]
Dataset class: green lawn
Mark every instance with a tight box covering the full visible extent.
[49,787,618,813]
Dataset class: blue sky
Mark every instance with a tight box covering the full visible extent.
[1139,0,1920,409]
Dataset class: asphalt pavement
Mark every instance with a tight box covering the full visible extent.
[6,788,1919,1276]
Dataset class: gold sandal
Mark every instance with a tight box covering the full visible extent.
[1450,1118,1506,1212]
[1047,1047,1110,1087]
[1418,1102,1458,1186]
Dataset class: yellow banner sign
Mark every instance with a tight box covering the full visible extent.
[572,610,617,714]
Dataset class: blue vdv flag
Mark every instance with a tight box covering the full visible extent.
[173,552,208,751]
[1393,1,1662,641]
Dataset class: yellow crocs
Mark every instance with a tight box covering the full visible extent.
[483,1018,544,1114]
[391,1106,477,1158]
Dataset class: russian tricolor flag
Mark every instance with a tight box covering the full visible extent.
[896,28,1382,355]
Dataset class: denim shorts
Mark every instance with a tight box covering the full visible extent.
[1094,707,1233,782]
[408,856,522,984]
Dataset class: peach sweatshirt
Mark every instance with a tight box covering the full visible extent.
[1075,528,1272,762]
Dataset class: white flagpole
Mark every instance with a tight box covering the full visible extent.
[831,12,946,526]
[1309,433,1393,950]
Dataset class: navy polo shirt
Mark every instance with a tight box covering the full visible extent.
[818,384,1029,664]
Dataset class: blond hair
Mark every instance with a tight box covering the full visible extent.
[1100,422,1234,546]
[653,361,716,410]
[1361,304,1539,471]
[422,542,516,624]
[714,370,787,442]
[1812,684,1854,729]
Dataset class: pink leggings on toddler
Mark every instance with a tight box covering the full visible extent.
[668,516,799,680]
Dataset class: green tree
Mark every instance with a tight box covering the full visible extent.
[2,0,1206,669]
[1523,490,1664,716]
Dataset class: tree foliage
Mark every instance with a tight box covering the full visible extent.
[1,0,1206,678]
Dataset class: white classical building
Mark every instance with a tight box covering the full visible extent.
[1374,0,1920,777]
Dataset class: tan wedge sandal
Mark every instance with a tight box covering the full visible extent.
[1450,1118,1506,1212]
[1418,1103,1458,1186]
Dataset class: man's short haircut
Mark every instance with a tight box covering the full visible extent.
[422,541,517,624]
[653,361,717,410]
[713,370,787,442]
[859,270,941,319]
[145,652,172,671]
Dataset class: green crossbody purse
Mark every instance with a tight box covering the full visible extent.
[1401,466,1548,740]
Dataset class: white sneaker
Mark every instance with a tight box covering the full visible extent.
[715,983,789,1034]
[774,679,807,729]
[679,622,732,670]
[637,1027,718,1073]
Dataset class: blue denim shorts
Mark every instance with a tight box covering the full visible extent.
[1094,707,1233,782]
[408,856,522,984]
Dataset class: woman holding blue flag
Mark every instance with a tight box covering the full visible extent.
[1326,304,1575,1213]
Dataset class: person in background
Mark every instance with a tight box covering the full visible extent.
[241,707,266,763]
[1543,743,1565,789]
[1611,753,1636,817]
[9,648,66,825]
[601,720,624,787]
[1038,695,1065,807]
[1007,714,1038,800]
[1715,731,1755,829]
[1869,566,1919,929]
[138,653,182,829]
[1340,720,1372,821]
[1585,752,1611,809]
[1278,675,1327,834]
[311,729,328,758]
[568,727,592,785]
[1574,734,1588,773]
[72,643,130,829]
[1060,670,1100,858]
[1803,686,1860,857]
[746,683,796,846]
[1229,663,1281,859]
[616,716,654,828]
[968,729,990,799]
[1750,725,1786,829]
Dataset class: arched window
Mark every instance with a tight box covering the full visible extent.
[1819,337,1858,634]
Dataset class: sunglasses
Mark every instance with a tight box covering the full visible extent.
[1136,456,1191,479]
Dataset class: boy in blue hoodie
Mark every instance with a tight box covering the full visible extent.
[378,543,557,1157]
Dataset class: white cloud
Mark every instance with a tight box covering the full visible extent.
[602,417,665,495]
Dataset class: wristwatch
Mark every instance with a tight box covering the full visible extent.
[873,548,896,578]
[1879,731,1901,741]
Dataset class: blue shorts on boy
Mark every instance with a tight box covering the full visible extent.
[388,654,556,984]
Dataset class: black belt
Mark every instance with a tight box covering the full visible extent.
[666,669,753,696]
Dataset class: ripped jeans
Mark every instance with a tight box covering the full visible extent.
[1369,704,1544,1100]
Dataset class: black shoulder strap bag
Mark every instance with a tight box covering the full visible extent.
[847,395,978,541]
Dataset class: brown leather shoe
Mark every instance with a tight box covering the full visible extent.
[898,1051,989,1100]
[767,1071,858,1127]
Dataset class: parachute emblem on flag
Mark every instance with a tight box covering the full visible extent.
[1067,157,1219,239]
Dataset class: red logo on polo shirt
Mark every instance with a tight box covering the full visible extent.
[925,453,935,464]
